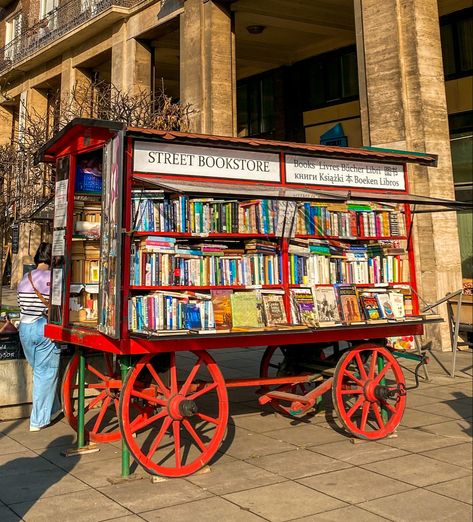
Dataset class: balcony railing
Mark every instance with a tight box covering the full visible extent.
[0,0,141,74]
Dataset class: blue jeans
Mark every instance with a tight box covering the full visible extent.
[19,317,61,429]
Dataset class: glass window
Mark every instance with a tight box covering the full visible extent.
[440,8,473,80]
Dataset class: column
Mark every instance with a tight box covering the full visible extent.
[0,105,13,146]
[180,0,236,136]
[355,0,462,349]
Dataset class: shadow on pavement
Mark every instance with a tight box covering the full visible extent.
[446,391,473,436]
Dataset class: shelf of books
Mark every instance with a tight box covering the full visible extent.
[126,187,423,337]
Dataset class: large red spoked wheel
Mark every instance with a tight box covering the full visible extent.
[260,345,318,416]
[62,352,123,443]
[119,351,228,477]
[332,343,407,440]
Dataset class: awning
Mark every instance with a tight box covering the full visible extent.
[133,175,346,202]
[304,189,472,212]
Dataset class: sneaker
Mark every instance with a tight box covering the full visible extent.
[29,426,41,432]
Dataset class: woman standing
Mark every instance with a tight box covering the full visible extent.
[17,242,61,431]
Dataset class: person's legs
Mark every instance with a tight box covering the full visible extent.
[20,318,60,428]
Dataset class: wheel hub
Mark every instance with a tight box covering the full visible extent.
[168,395,198,420]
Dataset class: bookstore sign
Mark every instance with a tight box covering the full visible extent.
[285,155,406,191]
[134,142,280,182]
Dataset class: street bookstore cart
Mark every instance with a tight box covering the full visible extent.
[37,118,469,479]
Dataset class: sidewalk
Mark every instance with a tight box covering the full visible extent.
[0,349,471,522]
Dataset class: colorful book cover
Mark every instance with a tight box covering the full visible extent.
[182,303,202,329]
[211,289,233,330]
[290,288,318,327]
[360,294,382,320]
[314,287,340,322]
[262,293,287,326]
[389,292,405,318]
[231,292,263,328]
[375,292,395,319]
[336,284,363,322]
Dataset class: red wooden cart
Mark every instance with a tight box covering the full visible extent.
[37,119,461,478]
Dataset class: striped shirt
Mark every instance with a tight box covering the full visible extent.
[17,269,51,324]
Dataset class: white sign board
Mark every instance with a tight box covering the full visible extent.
[134,142,281,182]
[285,155,405,191]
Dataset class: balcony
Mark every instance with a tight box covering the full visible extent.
[0,0,143,76]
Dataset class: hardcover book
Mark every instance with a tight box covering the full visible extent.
[231,292,263,328]
[182,303,202,329]
[375,292,395,319]
[211,289,233,330]
[290,288,318,327]
[336,285,363,323]
[314,287,341,323]
[262,293,287,326]
[360,294,382,320]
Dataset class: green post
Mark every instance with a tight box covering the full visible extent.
[120,355,131,478]
[77,348,86,449]
[377,355,389,423]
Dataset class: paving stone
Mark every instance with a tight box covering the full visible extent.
[308,439,408,466]
[0,467,89,504]
[5,425,77,451]
[230,411,314,433]
[405,391,444,408]
[141,496,266,521]
[224,427,294,460]
[421,442,473,469]
[290,505,390,521]
[0,434,29,456]
[377,425,467,452]
[98,476,211,513]
[410,400,473,420]
[299,467,414,504]
[9,489,129,521]
[249,449,351,479]
[68,457,149,488]
[0,450,56,476]
[102,516,144,522]
[359,488,473,522]
[427,475,473,505]
[419,419,472,442]
[224,481,346,522]
[416,385,472,401]
[399,409,453,428]
[265,424,347,447]
[186,458,284,495]
[0,505,21,522]
[363,453,471,487]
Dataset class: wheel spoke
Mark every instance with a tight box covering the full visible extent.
[84,390,107,413]
[196,412,219,425]
[146,416,172,460]
[170,353,178,395]
[381,401,397,414]
[368,351,378,380]
[188,382,218,401]
[346,396,364,419]
[373,362,393,385]
[360,401,370,431]
[372,403,385,429]
[355,353,368,380]
[91,395,111,434]
[173,421,182,468]
[341,388,363,395]
[86,364,110,382]
[104,354,114,377]
[130,409,167,433]
[343,369,364,387]
[182,419,207,452]
[145,363,170,398]
[131,389,166,406]
[114,398,120,418]
[180,358,202,396]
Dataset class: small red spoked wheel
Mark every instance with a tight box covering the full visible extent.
[332,343,407,440]
[119,350,229,477]
[62,352,123,443]
[260,345,317,416]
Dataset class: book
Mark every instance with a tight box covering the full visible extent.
[389,291,405,319]
[375,292,395,319]
[314,287,340,322]
[336,285,363,323]
[290,288,318,327]
[183,303,202,329]
[211,289,233,330]
[262,293,288,326]
[231,292,263,328]
[360,294,382,320]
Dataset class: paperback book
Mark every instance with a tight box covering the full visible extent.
[262,293,288,326]
[359,294,382,320]
[375,292,395,319]
[211,289,233,330]
[336,285,363,323]
[314,287,341,323]
[231,292,264,329]
[290,288,318,327]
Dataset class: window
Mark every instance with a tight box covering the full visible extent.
[449,111,473,279]
[297,46,359,111]
[4,13,23,60]
[39,0,58,19]
[440,8,473,80]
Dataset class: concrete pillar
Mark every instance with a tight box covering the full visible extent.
[180,0,236,136]
[355,0,462,350]
[0,105,13,145]
[111,21,152,95]
[61,55,93,117]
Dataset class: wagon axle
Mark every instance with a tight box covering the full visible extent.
[372,383,406,402]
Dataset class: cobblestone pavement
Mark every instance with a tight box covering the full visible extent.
[0,348,471,522]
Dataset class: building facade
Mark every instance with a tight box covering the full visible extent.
[0,0,471,346]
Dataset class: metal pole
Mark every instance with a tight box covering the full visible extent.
[77,347,86,449]
[377,355,388,423]
[120,355,131,478]
[451,293,463,379]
